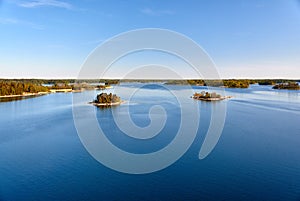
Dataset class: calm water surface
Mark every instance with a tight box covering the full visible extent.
[0,84,299,200]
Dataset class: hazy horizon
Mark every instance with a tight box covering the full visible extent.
[0,76,299,80]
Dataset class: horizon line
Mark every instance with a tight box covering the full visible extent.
[0,77,299,80]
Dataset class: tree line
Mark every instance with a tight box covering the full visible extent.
[0,79,299,95]
[0,81,49,96]
[166,79,299,88]
[165,79,251,88]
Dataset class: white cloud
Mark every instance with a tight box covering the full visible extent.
[18,0,72,9]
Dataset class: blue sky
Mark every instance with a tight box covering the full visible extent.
[0,0,300,79]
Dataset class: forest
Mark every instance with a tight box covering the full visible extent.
[0,81,49,96]
[273,82,300,90]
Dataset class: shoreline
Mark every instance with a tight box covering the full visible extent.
[0,92,50,99]
[192,96,233,101]
[89,100,125,106]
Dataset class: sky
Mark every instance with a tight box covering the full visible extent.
[0,0,300,79]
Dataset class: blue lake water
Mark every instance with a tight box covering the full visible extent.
[0,84,300,200]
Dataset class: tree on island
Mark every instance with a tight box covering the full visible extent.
[94,93,121,104]
[273,82,300,90]
[193,91,223,100]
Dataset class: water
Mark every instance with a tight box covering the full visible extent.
[0,84,299,200]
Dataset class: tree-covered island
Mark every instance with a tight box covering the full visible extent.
[272,82,300,90]
[192,91,232,101]
[91,93,122,106]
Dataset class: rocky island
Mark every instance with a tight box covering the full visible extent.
[91,93,122,106]
[96,84,113,90]
[192,91,232,101]
[272,82,300,90]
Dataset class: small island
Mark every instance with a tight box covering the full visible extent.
[90,93,122,106]
[272,82,300,90]
[192,91,232,101]
[96,84,113,90]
